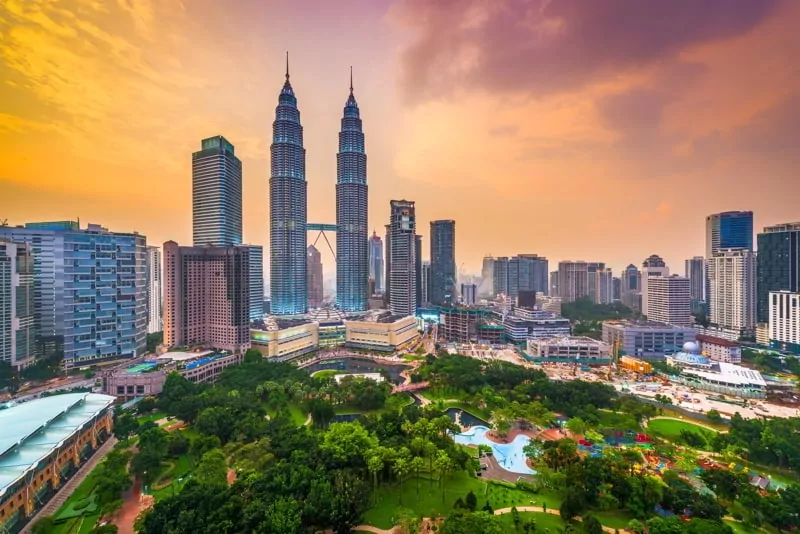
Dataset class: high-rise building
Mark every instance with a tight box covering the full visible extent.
[595,268,614,305]
[430,220,456,305]
[550,271,559,297]
[768,291,800,354]
[388,200,417,316]
[641,255,669,317]
[493,254,548,299]
[586,262,605,303]
[557,261,589,303]
[684,256,705,304]
[192,136,242,247]
[415,234,423,311]
[248,245,264,320]
[163,241,250,352]
[706,211,754,258]
[369,231,384,294]
[645,275,692,327]
[493,257,509,297]
[336,70,368,312]
[461,283,477,305]
[270,57,307,315]
[613,277,621,302]
[383,224,391,306]
[307,245,323,308]
[621,264,642,312]
[708,249,757,334]
[421,261,431,305]
[479,256,494,297]
[757,222,800,323]
[146,246,163,334]
[0,240,35,368]
[0,222,147,367]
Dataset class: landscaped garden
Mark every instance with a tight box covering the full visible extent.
[647,417,719,442]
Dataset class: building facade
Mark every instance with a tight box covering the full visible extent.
[250,318,319,361]
[479,256,494,297]
[336,74,369,312]
[191,136,242,247]
[248,245,265,320]
[421,261,431,306]
[602,320,696,359]
[502,308,571,343]
[345,314,419,352]
[525,336,610,364]
[492,254,548,299]
[696,334,742,364]
[163,241,250,352]
[270,61,308,315]
[707,249,756,334]
[757,222,800,323]
[644,275,692,327]
[641,255,669,317]
[595,267,614,305]
[307,245,323,308]
[0,222,147,367]
[685,256,705,305]
[0,240,35,368]
[461,283,477,305]
[706,211,753,258]
[369,231,384,294]
[388,200,417,316]
[557,261,589,303]
[768,291,800,354]
[145,246,163,334]
[430,220,456,306]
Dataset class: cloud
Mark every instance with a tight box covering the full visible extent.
[392,0,781,102]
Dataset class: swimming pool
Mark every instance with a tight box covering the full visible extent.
[453,426,536,475]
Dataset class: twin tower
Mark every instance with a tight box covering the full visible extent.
[270,56,368,315]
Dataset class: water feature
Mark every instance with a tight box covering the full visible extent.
[330,413,364,424]
[445,407,489,428]
[303,357,410,385]
[453,426,536,475]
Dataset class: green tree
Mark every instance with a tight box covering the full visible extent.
[113,412,138,440]
[511,506,521,532]
[392,448,412,506]
[195,449,228,487]
[320,422,379,467]
[30,516,56,534]
[394,507,421,534]
[582,515,603,534]
[565,417,587,436]
[243,348,262,364]
[466,490,478,512]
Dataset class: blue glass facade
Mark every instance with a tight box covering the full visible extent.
[706,211,753,256]
[270,60,308,315]
[192,136,242,247]
[336,72,369,312]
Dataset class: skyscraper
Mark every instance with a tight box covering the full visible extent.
[595,267,614,305]
[163,242,250,352]
[248,245,265,320]
[641,255,669,317]
[307,245,323,308]
[270,55,307,315]
[369,231,384,294]
[388,200,417,316]
[706,211,754,257]
[415,234,423,311]
[684,256,705,304]
[0,240,35,368]
[336,69,368,312]
[557,261,589,303]
[461,283,477,305]
[550,271,559,297]
[479,255,494,297]
[493,257,509,297]
[384,224,391,306]
[192,136,242,247]
[757,222,800,323]
[621,264,641,311]
[708,249,757,334]
[430,220,456,305]
[587,262,606,303]
[421,261,431,305]
[146,246,163,334]
[646,275,692,327]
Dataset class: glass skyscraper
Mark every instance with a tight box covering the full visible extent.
[430,220,456,305]
[336,70,368,312]
[388,200,417,316]
[706,211,753,257]
[757,222,800,323]
[369,231,383,293]
[270,57,308,315]
[192,136,242,246]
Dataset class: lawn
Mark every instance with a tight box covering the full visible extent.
[52,471,101,533]
[150,454,194,501]
[647,418,718,442]
[136,411,167,426]
[597,410,641,432]
[333,393,414,417]
[496,511,565,532]
[310,369,343,380]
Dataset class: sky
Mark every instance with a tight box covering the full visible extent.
[1,0,799,279]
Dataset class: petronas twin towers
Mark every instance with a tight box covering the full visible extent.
[269,55,368,315]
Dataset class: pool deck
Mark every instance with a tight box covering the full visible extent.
[481,454,536,484]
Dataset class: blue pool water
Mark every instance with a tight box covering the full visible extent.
[453,426,536,475]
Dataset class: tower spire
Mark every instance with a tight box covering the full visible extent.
[285,51,290,81]
[349,66,353,95]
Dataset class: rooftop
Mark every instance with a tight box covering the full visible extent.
[696,334,740,348]
[683,362,766,387]
[603,320,695,331]
[529,336,609,348]
[155,350,215,362]
[0,393,115,495]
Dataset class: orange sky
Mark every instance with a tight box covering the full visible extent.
[1,0,798,278]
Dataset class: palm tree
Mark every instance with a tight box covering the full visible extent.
[410,456,425,502]
[392,452,411,505]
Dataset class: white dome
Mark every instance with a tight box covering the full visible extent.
[682,341,700,354]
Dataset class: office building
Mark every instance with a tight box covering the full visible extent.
[270,58,307,315]
[707,249,756,335]
[587,262,605,303]
[757,222,800,323]
[696,334,742,364]
[645,275,692,327]
[0,240,35,368]
[388,200,417,316]
[613,277,621,302]
[493,257,509,297]
[517,289,536,308]
[536,293,563,315]
[525,336,611,364]
[706,211,753,258]
[192,136,243,247]
[369,231,384,293]
[768,291,800,354]
[0,222,147,367]
[602,320,696,359]
[415,234,423,310]
[462,283,477,305]
[550,271,559,297]
[336,71,369,312]
[383,224,391,306]
[493,254,549,299]
[557,261,589,303]
[345,314,419,352]
[430,220,456,305]
[479,256,494,297]
[438,306,504,344]
[248,245,265,320]
[641,255,669,317]
[421,261,431,305]
[163,241,250,353]
[595,267,614,304]
[145,246,163,334]
[251,318,319,361]
[685,256,705,304]
[502,308,571,344]
[307,245,323,309]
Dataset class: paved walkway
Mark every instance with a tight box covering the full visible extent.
[21,437,118,533]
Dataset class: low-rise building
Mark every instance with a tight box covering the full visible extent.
[437,306,500,344]
[619,355,652,374]
[602,320,696,359]
[525,336,610,365]
[503,308,571,344]
[0,393,115,534]
[345,314,419,352]
[665,342,766,398]
[769,291,800,355]
[692,324,743,342]
[536,293,562,315]
[696,334,742,364]
[250,318,319,362]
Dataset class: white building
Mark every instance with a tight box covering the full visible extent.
[536,293,562,315]
[146,245,163,334]
[641,256,669,317]
[696,334,742,364]
[0,240,36,368]
[645,275,692,327]
[595,268,614,305]
[525,336,610,363]
[602,320,696,359]
[769,291,800,354]
[666,342,765,398]
[708,249,756,334]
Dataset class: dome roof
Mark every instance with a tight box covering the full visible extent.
[682,341,700,354]
[673,351,710,366]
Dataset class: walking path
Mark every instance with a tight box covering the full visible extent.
[21,437,119,533]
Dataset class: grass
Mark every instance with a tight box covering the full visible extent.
[310,369,343,379]
[333,393,414,417]
[150,454,194,501]
[647,418,718,442]
[52,470,102,533]
[597,409,641,432]
[594,509,635,529]
[136,411,167,426]
[496,511,565,532]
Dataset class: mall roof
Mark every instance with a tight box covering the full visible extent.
[683,362,767,388]
[0,393,115,495]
